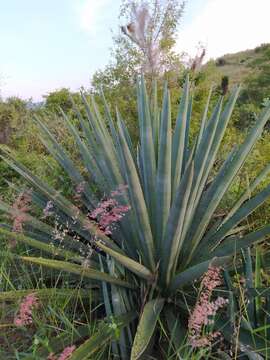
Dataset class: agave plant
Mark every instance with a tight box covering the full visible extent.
[0,75,270,359]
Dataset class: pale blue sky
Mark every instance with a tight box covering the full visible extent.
[0,0,269,101]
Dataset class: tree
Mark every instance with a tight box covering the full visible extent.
[119,0,185,76]
[91,0,186,132]
[43,88,82,114]
[0,97,28,144]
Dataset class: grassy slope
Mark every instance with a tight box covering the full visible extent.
[204,43,270,94]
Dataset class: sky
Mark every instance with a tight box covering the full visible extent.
[0,0,269,101]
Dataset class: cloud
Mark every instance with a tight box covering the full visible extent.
[76,0,111,34]
[177,0,270,60]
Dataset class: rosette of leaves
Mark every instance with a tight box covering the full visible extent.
[0,75,270,359]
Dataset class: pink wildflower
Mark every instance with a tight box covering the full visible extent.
[11,190,32,234]
[188,266,228,348]
[89,185,130,235]
[111,184,128,197]
[47,346,76,360]
[14,293,38,326]
[58,346,76,360]
[201,265,223,294]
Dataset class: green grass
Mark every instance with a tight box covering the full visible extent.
[0,244,103,359]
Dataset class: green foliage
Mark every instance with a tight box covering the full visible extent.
[92,0,185,137]
[43,88,83,114]
[220,247,270,358]
[0,75,270,358]
[233,103,259,129]
[242,44,270,106]
[209,43,270,116]
[0,250,101,359]
[0,97,29,144]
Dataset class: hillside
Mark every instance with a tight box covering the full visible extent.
[196,43,270,130]
[207,43,270,105]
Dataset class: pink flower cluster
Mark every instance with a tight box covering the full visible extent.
[11,190,32,233]
[89,185,130,235]
[47,346,76,360]
[14,293,38,326]
[188,266,228,348]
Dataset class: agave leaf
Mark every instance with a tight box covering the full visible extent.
[203,184,270,254]
[170,256,232,291]
[137,77,156,220]
[182,96,193,173]
[150,79,160,161]
[91,94,113,138]
[70,311,137,360]
[69,95,93,145]
[81,92,122,186]
[69,96,112,189]
[255,247,262,312]
[196,86,213,149]
[187,102,270,262]
[99,89,119,146]
[108,258,130,359]
[180,97,224,253]
[59,108,102,194]
[116,109,139,176]
[0,151,122,253]
[217,317,270,357]
[196,85,241,201]
[191,97,223,195]
[165,308,187,352]
[99,256,121,357]
[0,227,82,261]
[117,110,137,164]
[212,225,270,258]
[18,256,135,289]
[189,147,239,259]
[97,241,153,281]
[185,87,240,223]
[156,83,171,251]
[34,116,96,206]
[162,162,194,285]
[117,112,155,270]
[0,195,89,255]
[243,248,256,327]
[172,75,190,196]
[131,298,164,360]
[222,163,270,225]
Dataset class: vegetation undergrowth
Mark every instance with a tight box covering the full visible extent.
[0,70,269,359]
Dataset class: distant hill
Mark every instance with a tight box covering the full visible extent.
[207,43,270,105]
[199,43,270,129]
[215,44,269,82]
